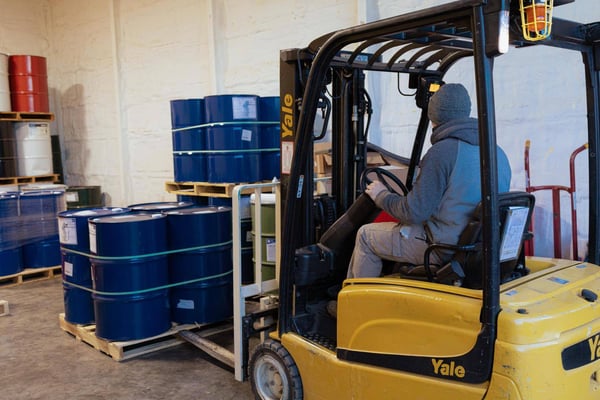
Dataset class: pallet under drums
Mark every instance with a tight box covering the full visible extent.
[0,265,62,288]
[58,313,233,361]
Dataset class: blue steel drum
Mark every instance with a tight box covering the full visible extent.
[176,195,208,206]
[90,213,170,341]
[19,190,65,268]
[127,201,193,214]
[206,152,260,183]
[58,207,130,325]
[241,248,254,284]
[0,192,23,276]
[173,152,207,182]
[208,196,253,283]
[259,96,281,180]
[165,206,233,324]
[170,98,204,130]
[204,94,261,183]
[170,99,207,182]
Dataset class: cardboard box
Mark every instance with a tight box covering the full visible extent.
[314,141,331,154]
[315,174,332,195]
[365,165,409,194]
[367,152,386,166]
[314,151,386,175]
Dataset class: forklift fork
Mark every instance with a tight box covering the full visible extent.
[524,140,588,260]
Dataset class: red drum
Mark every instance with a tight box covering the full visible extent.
[8,55,49,112]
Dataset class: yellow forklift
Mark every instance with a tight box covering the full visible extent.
[248,0,600,398]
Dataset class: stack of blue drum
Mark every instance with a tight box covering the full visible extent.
[58,207,130,325]
[0,192,22,276]
[170,94,280,184]
[59,201,235,342]
[165,206,233,324]
[20,190,65,268]
[0,190,65,276]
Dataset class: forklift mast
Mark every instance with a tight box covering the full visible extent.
[277,0,600,381]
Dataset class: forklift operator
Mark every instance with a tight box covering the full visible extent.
[348,83,512,279]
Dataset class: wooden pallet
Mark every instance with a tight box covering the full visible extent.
[0,265,62,288]
[59,313,233,361]
[0,111,54,121]
[165,180,259,198]
[0,300,9,316]
[0,173,61,185]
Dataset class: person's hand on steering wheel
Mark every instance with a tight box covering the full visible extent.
[360,167,409,200]
[365,180,387,201]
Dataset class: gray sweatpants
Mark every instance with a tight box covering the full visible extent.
[347,222,441,278]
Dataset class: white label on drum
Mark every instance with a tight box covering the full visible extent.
[59,217,78,245]
[232,96,257,120]
[28,123,50,137]
[88,222,97,254]
[177,299,195,310]
[241,129,252,142]
[64,261,74,277]
[266,238,276,262]
[65,192,79,202]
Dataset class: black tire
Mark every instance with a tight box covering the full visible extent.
[249,339,303,400]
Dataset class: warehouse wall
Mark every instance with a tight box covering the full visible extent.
[0,0,598,258]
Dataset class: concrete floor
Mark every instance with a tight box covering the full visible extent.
[0,276,255,400]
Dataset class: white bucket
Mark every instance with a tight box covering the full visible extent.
[14,122,53,176]
[0,53,10,112]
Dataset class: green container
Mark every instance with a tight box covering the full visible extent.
[250,193,276,280]
[65,186,102,209]
[250,193,276,235]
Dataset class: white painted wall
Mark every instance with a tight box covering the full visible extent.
[0,0,598,258]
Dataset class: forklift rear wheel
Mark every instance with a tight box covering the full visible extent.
[249,339,303,400]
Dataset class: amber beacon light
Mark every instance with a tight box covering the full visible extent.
[520,0,554,41]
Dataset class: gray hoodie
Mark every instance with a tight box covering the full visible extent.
[374,117,512,250]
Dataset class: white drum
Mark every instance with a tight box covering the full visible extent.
[14,122,53,176]
[0,53,10,112]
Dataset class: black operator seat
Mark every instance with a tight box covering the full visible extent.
[395,191,535,289]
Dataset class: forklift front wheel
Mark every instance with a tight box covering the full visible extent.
[249,339,303,400]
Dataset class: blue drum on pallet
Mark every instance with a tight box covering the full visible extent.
[59,207,130,325]
[204,94,261,183]
[259,96,281,181]
[19,190,65,268]
[127,201,193,214]
[171,98,207,182]
[176,195,208,206]
[165,206,233,324]
[0,192,22,276]
[89,213,170,341]
[208,196,254,283]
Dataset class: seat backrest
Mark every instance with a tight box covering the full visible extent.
[460,191,535,289]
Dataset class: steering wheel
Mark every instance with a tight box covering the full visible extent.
[360,166,409,196]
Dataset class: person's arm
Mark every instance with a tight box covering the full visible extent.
[371,141,456,224]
